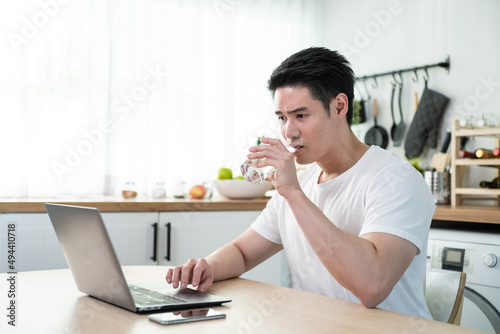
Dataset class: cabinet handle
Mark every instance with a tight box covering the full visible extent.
[165,222,171,261]
[150,223,158,262]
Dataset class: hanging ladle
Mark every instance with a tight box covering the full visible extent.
[390,73,398,141]
[354,80,366,124]
[393,72,406,147]
[361,79,372,124]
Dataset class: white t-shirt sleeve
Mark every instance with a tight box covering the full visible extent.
[251,193,283,245]
[359,161,435,253]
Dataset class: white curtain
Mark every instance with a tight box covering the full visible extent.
[0,0,322,198]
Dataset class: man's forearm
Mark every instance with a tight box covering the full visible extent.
[205,243,247,282]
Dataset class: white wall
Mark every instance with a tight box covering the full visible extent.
[321,0,500,187]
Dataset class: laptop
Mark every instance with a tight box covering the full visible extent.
[45,203,231,313]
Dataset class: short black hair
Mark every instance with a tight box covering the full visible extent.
[267,47,355,125]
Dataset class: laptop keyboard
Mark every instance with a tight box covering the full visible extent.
[129,285,188,306]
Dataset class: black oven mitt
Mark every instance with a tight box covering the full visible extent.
[404,88,449,159]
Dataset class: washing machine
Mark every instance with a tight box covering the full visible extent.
[428,228,500,333]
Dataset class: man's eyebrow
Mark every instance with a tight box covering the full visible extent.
[275,107,308,115]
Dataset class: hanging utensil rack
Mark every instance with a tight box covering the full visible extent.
[355,55,450,85]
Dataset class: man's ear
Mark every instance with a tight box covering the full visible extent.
[331,93,349,118]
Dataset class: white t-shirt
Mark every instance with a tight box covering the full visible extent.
[251,145,434,319]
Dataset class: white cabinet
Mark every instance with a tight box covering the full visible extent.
[0,212,159,272]
[1,210,290,287]
[0,213,67,272]
[101,212,158,266]
[158,211,290,287]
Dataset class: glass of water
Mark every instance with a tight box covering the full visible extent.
[240,125,301,184]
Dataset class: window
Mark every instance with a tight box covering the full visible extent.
[0,0,321,197]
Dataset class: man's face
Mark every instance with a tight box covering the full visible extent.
[274,86,334,166]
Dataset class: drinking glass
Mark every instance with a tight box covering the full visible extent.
[240,125,301,184]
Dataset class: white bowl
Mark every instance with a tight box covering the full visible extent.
[214,179,273,199]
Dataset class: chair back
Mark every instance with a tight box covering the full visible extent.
[425,271,467,325]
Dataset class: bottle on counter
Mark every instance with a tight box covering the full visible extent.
[475,149,497,159]
[479,177,500,189]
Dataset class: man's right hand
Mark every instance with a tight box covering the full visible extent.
[165,258,214,292]
[165,229,282,293]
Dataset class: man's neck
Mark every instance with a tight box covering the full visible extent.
[316,132,370,184]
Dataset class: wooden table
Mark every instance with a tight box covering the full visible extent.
[1,266,482,333]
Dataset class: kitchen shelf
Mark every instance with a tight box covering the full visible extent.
[455,159,500,166]
[451,120,500,206]
[454,188,500,195]
[453,126,500,137]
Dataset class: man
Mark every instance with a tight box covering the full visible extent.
[166,47,434,318]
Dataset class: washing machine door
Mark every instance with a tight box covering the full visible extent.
[461,284,500,334]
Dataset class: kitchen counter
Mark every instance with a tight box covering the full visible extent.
[0,197,270,213]
[433,204,500,225]
[0,198,499,225]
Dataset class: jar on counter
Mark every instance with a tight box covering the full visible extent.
[151,182,167,199]
[424,170,450,204]
[172,181,186,199]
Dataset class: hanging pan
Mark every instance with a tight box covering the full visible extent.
[364,98,388,149]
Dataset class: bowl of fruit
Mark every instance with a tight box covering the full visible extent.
[213,168,273,200]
